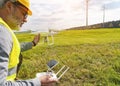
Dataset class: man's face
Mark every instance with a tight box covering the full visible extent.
[7,1,28,30]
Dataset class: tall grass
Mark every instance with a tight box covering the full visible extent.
[16,28,120,86]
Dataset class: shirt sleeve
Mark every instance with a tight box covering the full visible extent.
[20,42,33,52]
[0,25,41,86]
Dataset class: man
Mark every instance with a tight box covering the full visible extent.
[0,0,58,86]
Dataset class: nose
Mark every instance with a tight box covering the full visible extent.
[20,18,27,27]
[23,18,27,22]
[23,14,28,22]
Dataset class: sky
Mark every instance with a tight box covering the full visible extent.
[21,0,120,32]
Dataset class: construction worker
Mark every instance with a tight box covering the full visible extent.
[0,0,58,86]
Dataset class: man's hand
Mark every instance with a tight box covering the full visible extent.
[32,33,40,46]
[40,75,58,86]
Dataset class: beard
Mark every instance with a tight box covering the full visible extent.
[7,16,20,30]
[6,9,22,30]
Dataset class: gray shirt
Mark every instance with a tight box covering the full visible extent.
[20,42,33,52]
[0,24,41,86]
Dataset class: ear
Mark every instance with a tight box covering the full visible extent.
[4,1,14,13]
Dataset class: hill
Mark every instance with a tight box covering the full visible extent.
[68,20,120,30]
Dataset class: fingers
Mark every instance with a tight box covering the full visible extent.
[40,75,58,86]
[33,33,40,46]
[36,33,40,40]
[37,33,40,41]
[35,33,40,41]
[49,77,58,82]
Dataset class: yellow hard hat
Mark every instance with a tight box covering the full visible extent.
[17,0,32,15]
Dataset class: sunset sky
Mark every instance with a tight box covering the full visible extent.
[22,0,120,32]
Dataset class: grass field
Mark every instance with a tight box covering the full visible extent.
[16,28,120,86]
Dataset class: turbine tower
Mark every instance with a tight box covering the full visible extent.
[86,0,89,28]
[103,5,105,28]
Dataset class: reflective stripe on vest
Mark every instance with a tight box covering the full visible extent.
[0,18,20,81]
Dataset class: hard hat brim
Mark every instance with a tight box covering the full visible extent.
[28,9,32,15]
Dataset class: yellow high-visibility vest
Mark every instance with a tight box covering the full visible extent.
[0,18,20,81]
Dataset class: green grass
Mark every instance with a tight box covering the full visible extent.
[16,28,120,86]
